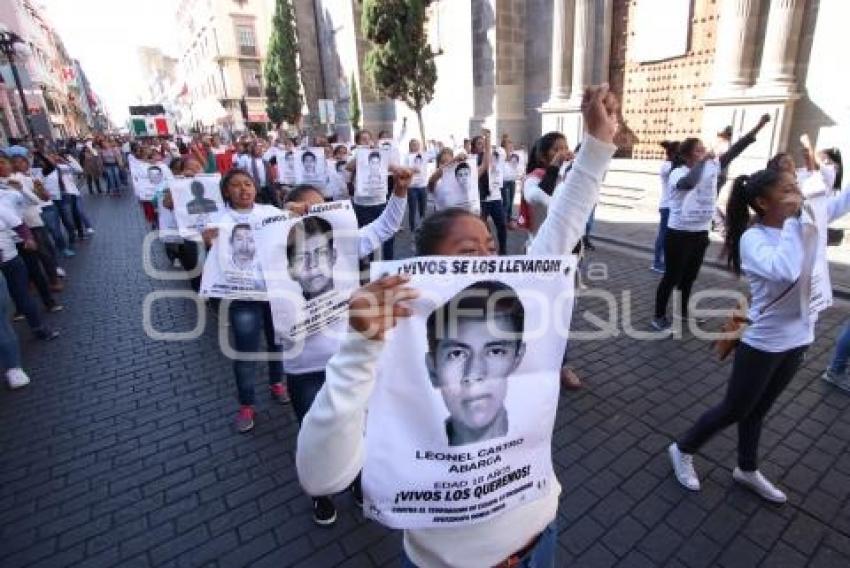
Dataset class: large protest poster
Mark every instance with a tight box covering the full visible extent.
[131,161,172,201]
[676,159,718,226]
[326,159,350,200]
[257,201,360,341]
[170,174,224,238]
[505,150,526,180]
[799,171,834,316]
[436,158,480,214]
[295,147,328,187]
[362,255,576,529]
[407,152,428,187]
[354,147,389,201]
[279,149,297,185]
[378,138,401,167]
[199,208,287,300]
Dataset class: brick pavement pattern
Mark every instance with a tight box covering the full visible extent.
[1,193,849,567]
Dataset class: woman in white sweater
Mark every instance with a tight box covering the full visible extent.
[669,167,850,502]
[295,85,618,568]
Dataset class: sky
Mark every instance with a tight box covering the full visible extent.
[41,0,178,126]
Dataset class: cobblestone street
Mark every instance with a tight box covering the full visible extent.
[1,193,849,567]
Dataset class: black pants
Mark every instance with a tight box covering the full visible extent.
[17,245,55,309]
[86,174,102,194]
[286,370,326,424]
[678,343,806,471]
[654,228,709,319]
[179,240,202,292]
[481,200,508,255]
[31,227,59,284]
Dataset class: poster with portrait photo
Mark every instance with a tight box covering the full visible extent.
[354,147,389,201]
[278,149,297,185]
[378,138,401,167]
[407,152,428,187]
[295,147,328,187]
[488,148,505,197]
[327,159,351,200]
[362,255,577,529]
[504,150,527,180]
[170,174,224,238]
[132,161,172,201]
[199,209,286,300]
[436,158,480,214]
[257,200,360,342]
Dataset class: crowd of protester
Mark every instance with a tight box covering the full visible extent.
[5,81,850,567]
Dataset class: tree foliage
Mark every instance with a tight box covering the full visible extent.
[361,0,437,139]
[264,0,302,127]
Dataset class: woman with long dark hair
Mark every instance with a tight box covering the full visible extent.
[669,167,850,501]
[652,140,679,272]
[652,115,770,332]
[295,85,619,567]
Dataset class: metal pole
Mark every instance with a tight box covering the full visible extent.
[7,55,35,139]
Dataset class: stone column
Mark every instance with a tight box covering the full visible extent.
[546,0,574,104]
[755,0,807,93]
[596,0,613,84]
[710,0,763,94]
[567,0,594,104]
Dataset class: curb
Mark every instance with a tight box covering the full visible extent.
[592,234,850,301]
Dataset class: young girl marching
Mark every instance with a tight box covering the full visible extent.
[668,165,850,501]
[295,85,618,567]
[652,115,771,332]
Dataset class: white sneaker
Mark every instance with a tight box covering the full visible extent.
[668,443,700,491]
[732,467,787,504]
[6,368,30,389]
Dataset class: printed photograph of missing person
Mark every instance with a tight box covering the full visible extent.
[285,216,337,301]
[147,165,164,185]
[186,180,219,214]
[366,150,383,188]
[230,223,256,271]
[426,281,526,447]
[454,161,472,192]
[301,150,318,178]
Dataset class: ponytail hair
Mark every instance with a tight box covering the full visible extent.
[724,169,781,275]
[659,140,679,162]
[823,148,843,189]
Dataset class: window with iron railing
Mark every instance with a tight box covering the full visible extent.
[240,62,261,97]
[235,24,257,57]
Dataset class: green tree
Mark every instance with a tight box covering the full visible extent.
[264,0,302,128]
[349,74,362,131]
[361,0,437,143]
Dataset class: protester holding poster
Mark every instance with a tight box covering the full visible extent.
[432,155,481,217]
[296,85,619,566]
[268,172,410,526]
[668,165,850,503]
[170,175,224,238]
[199,168,290,433]
[474,134,508,255]
[503,143,525,226]
[406,140,429,231]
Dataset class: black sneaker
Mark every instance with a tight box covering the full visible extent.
[350,476,363,508]
[312,496,337,526]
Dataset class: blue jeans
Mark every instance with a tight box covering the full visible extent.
[0,272,21,370]
[54,198,77,245]
[401,520,557,567]
[229,301,282,406]
[104,163,121,192]
[407,187,427,231]
[828,320,850,374]
[653,208,670,269]
[42,204,68,252]
[354,203,394,260]
[501,180,516,221]
[1,255,44,332]
[68,194,93,233]
[585,205,596,238]
[481,200,507,255]
[286,370,326,424]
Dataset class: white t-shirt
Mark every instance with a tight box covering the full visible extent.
[0,204,22,263]
[667,160,719,232]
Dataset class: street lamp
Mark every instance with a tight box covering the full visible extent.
[0,23,35,139]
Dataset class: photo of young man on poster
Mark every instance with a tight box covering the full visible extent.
[285,216,337,301]
[425,280,526,447]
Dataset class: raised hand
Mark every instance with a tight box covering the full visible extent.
[348,274,419,341]
[582,84,620,144]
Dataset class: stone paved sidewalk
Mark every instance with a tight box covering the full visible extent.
[0,193,848,567]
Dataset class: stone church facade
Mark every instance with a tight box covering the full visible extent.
[295,0,846,207]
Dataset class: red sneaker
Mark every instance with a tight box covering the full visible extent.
[270,383,291,404]
[235,406,255,433]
